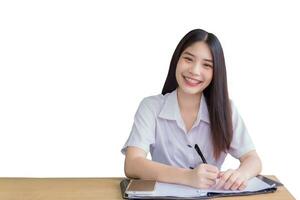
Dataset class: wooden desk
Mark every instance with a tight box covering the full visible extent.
[0,176,295,200]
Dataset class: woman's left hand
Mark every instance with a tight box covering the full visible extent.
[215,169,249,190]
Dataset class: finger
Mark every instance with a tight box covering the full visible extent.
[205,171,219,180]
[238,180,248,190]
[197,177,216,189]
[230,177,244,190]
[215,178,227,189]
[202,178,217,188]
[224,172,239,190]
[204,164,219,173]
[201,183,213,189]
[215,170,234,189]
[218,171,225,178]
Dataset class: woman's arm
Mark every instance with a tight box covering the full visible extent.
[125,146,219,189]
[125,147,188,183]
[215,150,262,190]
[237,150,262,179]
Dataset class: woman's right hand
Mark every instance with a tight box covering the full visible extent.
[185,164,219,189]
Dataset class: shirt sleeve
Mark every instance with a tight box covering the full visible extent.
[228,100,256,159]
[121,97,156,155]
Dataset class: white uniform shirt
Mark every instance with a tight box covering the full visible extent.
[121,88,255,169]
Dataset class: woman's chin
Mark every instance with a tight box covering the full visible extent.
[179,86,203,95]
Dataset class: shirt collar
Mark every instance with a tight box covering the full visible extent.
[158,88,210,124]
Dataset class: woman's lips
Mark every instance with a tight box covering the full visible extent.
[183,76,202,87]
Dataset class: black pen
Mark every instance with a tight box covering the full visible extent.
[194,144,207,164]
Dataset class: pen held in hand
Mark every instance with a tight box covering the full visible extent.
[194,144,207,164]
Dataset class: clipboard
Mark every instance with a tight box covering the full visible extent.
[120,175,279,199]
[125,179,156,195]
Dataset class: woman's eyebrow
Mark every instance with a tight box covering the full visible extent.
[182,51,196,58]
[183,51,213,63]
[203,58,213,63]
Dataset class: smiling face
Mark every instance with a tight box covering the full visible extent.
[175,41,214,95]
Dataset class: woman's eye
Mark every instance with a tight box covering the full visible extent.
[204,64,213,68]
[184,57,193,62]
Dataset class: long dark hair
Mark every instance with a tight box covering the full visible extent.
[162,29,233,160]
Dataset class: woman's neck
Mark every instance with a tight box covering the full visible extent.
[177,87,202,112]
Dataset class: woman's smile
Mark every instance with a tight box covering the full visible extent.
[183,75,203,87]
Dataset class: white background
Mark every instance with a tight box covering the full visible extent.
[0,0,299,198]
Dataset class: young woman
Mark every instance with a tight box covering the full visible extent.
[121,29,262,190]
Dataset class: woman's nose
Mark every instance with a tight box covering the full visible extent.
[189,63,202,76]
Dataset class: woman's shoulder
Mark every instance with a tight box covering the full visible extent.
[140,93,164,108]
[138,93,167,116]
[229,99,245,126]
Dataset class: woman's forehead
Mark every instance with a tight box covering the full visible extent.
[183,41,212,61]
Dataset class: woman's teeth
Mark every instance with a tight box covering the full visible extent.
[184,76,201,84]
